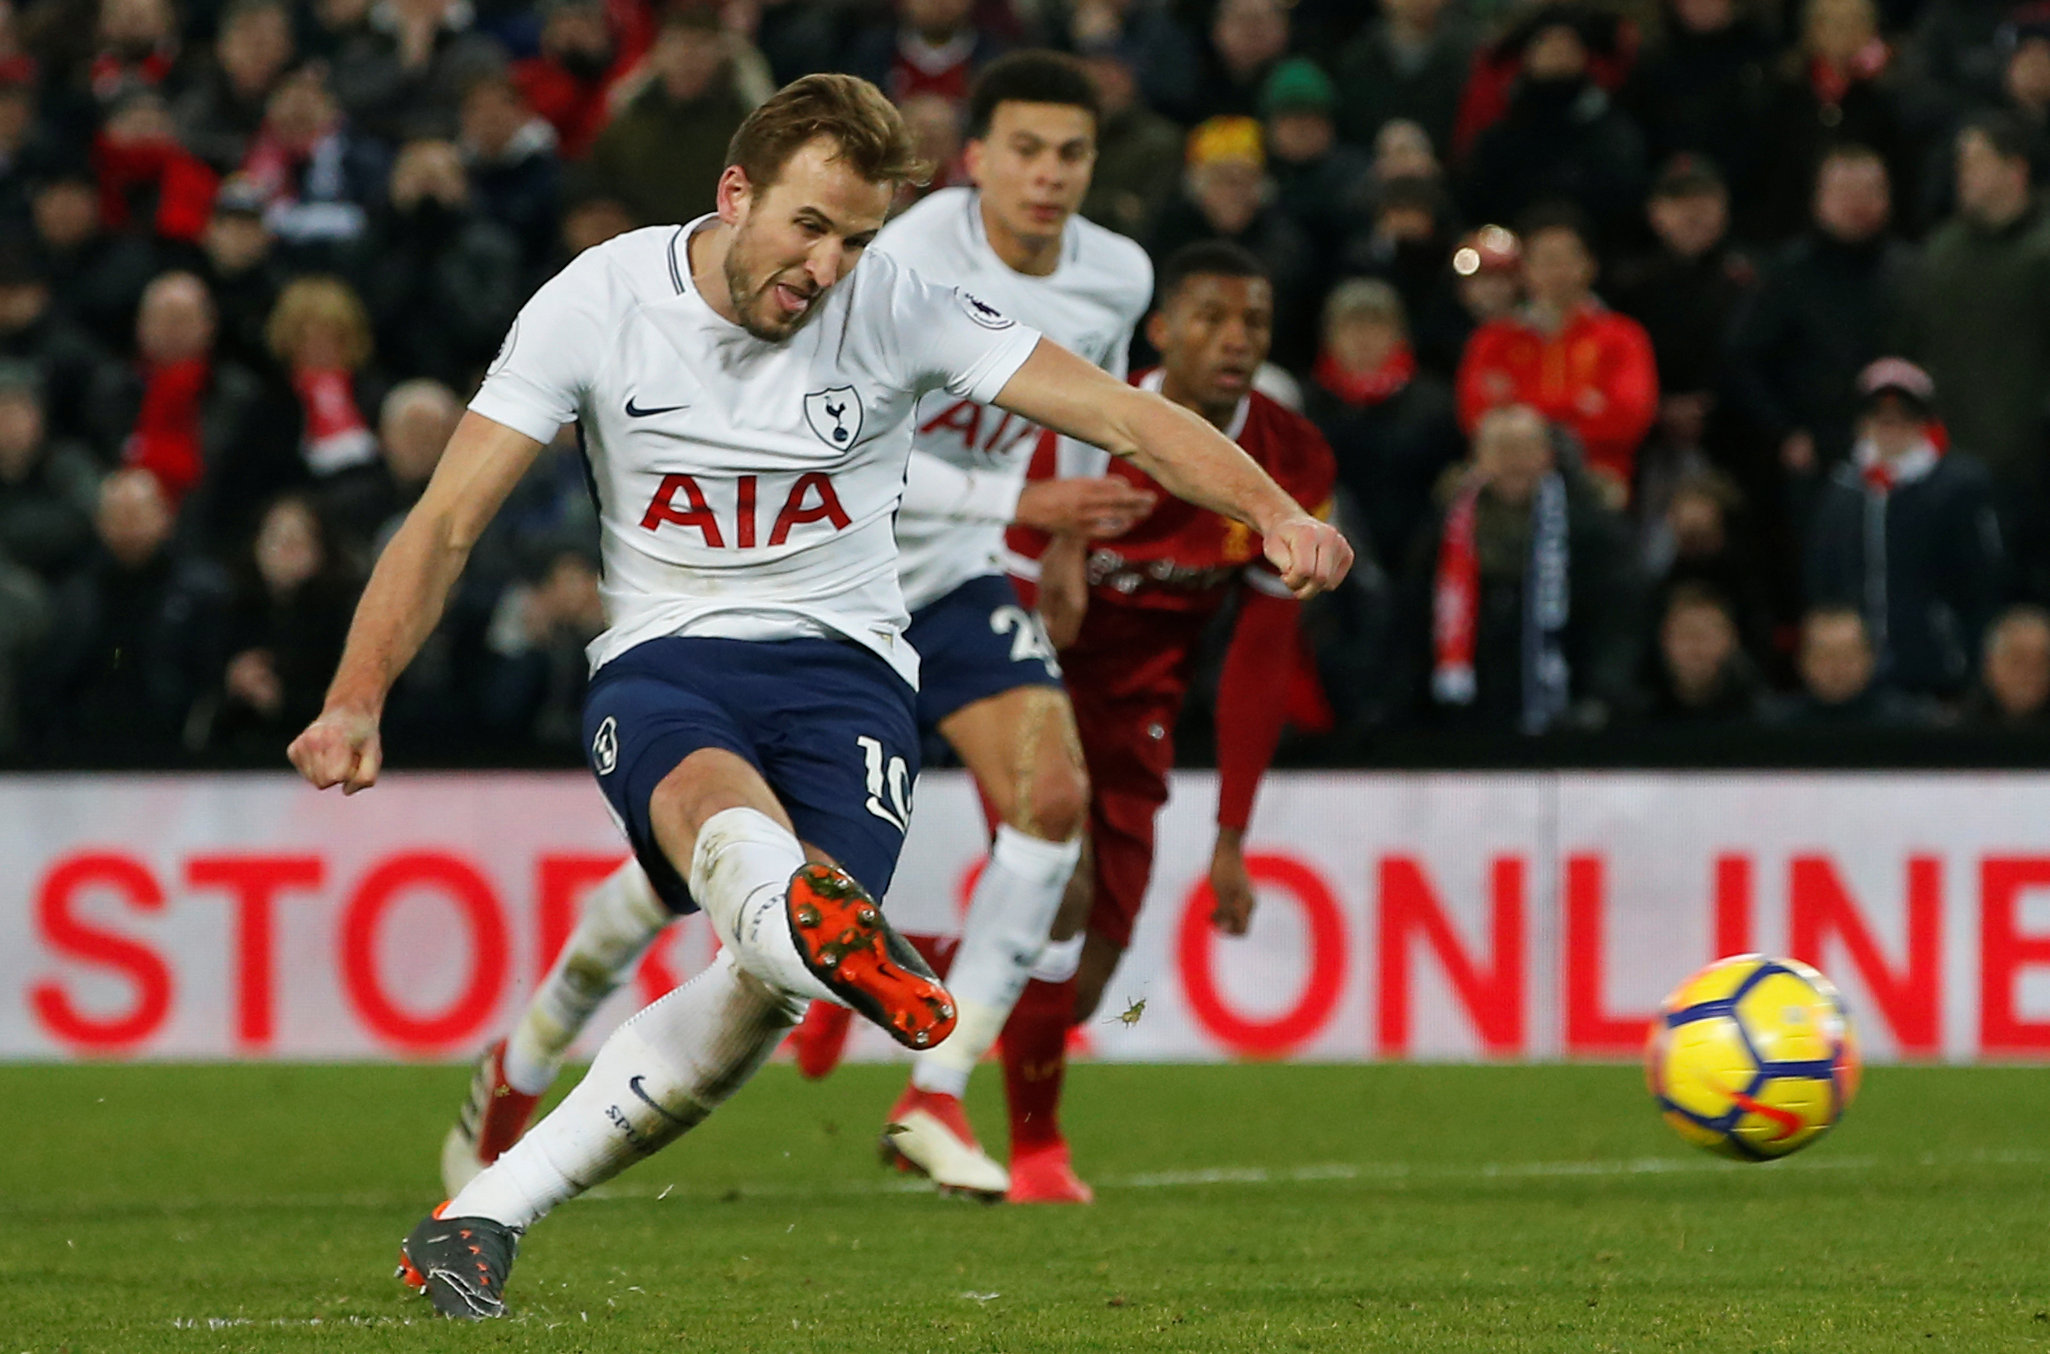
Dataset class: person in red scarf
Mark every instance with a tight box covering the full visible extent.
[120,271,217,503]
[1802,357,2006,700]
[264,275,379,478]
[1454,204,1657,499]
[511,0,647,161]
[92,88,219,243]
[85,0,180,108]
[1304,276,1460,571]
[1757,0,1913,240]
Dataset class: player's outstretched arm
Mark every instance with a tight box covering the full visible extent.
[990,339,1352,597]
[289,411,546,793]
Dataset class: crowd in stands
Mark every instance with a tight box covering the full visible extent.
[3,0,2050,767]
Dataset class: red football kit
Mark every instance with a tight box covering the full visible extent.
[1011,372,1337,950]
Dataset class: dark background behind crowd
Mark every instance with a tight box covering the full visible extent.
[5,0,2050,770]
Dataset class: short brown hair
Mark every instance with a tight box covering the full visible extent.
[725,74,927,192]
[266,276,373,370]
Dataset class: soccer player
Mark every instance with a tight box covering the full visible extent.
[999,241,1339,1202]
[288,77,1349,1319]
[437,52,1156,1204]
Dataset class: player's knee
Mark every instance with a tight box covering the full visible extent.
[1022,757,1089,843]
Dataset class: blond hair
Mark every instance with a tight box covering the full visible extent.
[265,275,373,370]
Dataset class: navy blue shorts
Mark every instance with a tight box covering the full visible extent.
[905,573,1063,732]
[582,636,920,917]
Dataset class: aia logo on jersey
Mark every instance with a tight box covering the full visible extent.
[640,471,851,547]
[804,386,863,447]
[959,291,1014,330]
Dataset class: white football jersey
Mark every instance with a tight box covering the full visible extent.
[869,188,1151,611]
[469,221,1042,687]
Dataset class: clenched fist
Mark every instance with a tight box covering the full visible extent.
[288,706,383,794]
[1261,515,1353,599]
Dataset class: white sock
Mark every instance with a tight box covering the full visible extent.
[689,807,841,1004]
[504,860,669,1095]
[445,950,800,1229]
[1029,933,1085,984]
[911,826,1079,1099]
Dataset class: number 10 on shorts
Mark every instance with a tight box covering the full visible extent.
[858,736,912,833]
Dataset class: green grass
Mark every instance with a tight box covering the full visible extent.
[1,1062,2046,1352]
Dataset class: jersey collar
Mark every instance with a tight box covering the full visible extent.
[1139,367,1250,441]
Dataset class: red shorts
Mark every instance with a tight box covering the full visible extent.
[1071,686,1179,951]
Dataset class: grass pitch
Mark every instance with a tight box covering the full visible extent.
[1,1060,2044,1352]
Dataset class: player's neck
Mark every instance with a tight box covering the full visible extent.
[979,199,1063,278]
[687,220,746,327]
[1158,370,1236,431]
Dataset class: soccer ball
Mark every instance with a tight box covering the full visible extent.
[1644,954,1861,1161]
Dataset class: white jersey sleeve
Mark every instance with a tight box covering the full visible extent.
[886,264,1042,406]
[469,246,618,442]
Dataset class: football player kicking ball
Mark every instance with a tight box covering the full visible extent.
[288,76,1349,1320]
[999,242,1339,1201]
[436,52,1156,1205]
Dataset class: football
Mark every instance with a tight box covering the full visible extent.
[1645,954,1862,1161]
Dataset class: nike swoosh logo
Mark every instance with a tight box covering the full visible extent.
[625,396,689,417]
[627,1074,695,1127]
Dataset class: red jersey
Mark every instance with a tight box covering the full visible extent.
[1454,300,1658,485]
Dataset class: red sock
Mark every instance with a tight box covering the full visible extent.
[1000,975,1074,1152]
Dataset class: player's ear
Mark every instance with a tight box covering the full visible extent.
[962,136,986,187]
[716,164,752,224]
[1144,308,1169,354]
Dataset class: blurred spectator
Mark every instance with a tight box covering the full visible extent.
[0,362,97,584]
[1961,602,2050,724]
[322,375,458,554]
[1260,57,1372,264]
[511,0,621,159]
[1618,0,1776,217]
[201,490,356,752]
[0,74,44,228]
[1757,0,1917,242]
[1341,173,1455,346]
[1460,4,1647,246]
[1804,357,2005,699]
[1726,144,1910,478]
[1369,119,1442,193]
[173,0,294,173]
[1996,6,2050,175]
[238,63,385,265]
[326,0,507,144]
[1642,581,1767,723]
[87,270,295,551]
[1075,37,1179,245]
[848,0,1007,113]
[350,136,521,388]
[1415,222,1521,378]
[1151,116,1315,370]
[183,173,282,372]
[0,235,107,444]
[1333,0,1476,155]
[1400,404,1639,732]
[31,467,226,757]
[1608,155,1758,505]
[459,72,560,272]
[1304,278,1460,570]
[1057,0,1201,128]
[267,275,380,479]
[93,87,220,244]
[1175,0,1290,126]
[582,9,752,228]
[1910,0,2020,115]
[1897,114,2050,505]
[478,540,603,750]
[31,165,159,346]
[893,90,962,212]
[554,184,634,263]
[1456,204,1658,497]
[1765,605,1932,724]
[84,0,180,109]
[1642,464,1778,662]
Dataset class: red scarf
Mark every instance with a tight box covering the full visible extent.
[93,133,220,242]
[124,358,209,502]
[1313,343,1417,407]
[1858,421,1948,493]
[292,368,377,474]
[1431,486,1481,704]
[89,44,175,102]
